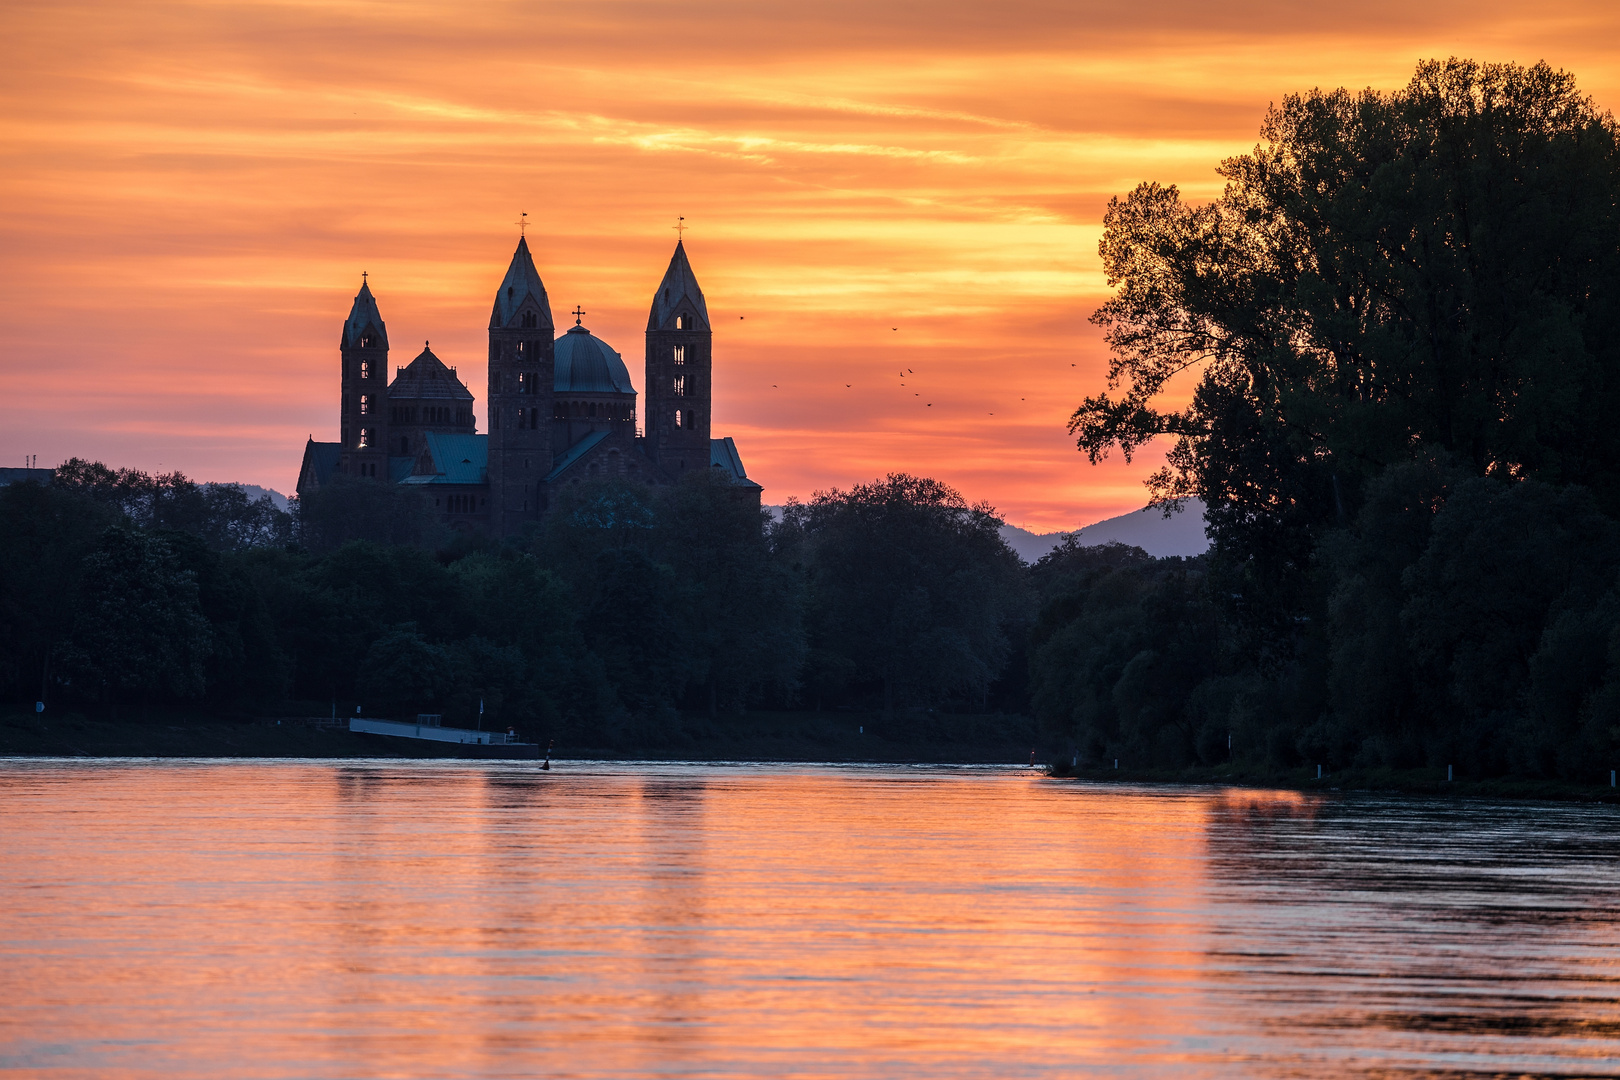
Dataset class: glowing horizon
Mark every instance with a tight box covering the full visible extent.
[4,1,1619,530]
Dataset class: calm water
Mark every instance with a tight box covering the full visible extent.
[1,762,1617,1079]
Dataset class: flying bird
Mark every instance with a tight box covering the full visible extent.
[846,384,852,388]
[907,368,913,373]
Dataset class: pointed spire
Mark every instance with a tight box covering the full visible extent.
[490,236,554,330]
[343,277,388,349]
[647,239,711,332]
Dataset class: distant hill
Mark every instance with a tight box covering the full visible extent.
[208,483,289,511]
[999,499,1210,563]
[766,499,1210,563]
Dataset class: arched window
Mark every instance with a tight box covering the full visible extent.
[676,315,685,330]
[360,360,372,379]
[358,428,371,448]
[674,409,684,429]
[672,375,686,397]
[360,395,371,415]
[673,345,685,365]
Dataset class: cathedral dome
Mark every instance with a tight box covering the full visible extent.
[554,324,635,394]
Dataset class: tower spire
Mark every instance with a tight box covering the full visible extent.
[646,238,710,332]
[489,236,553,330]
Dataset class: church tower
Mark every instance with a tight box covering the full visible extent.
[339,276,391,480]
[486,236,555,535]
[644,240,711,476]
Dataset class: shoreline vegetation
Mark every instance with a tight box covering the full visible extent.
[0,705,1039,766]
[5,707,1615,803]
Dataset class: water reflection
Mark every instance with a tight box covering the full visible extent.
[0,762,1615,1078]
[1202,789,1620,1076]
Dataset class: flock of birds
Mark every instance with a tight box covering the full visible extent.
[748,317,1073,413]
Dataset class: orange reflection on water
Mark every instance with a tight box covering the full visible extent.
[1,763,1617,1078]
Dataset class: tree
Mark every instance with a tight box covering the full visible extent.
[787,474,1029,715]
[1071,59,1620,627]
[0,480,117,704]
[296,474,444,552]
[653,472,804,715]
[1027,542,1221,765]
[56,526,212,706]
[53,458,293,549]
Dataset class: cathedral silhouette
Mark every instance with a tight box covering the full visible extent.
[296,236,760,534]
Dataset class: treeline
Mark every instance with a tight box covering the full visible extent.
[1048,58,1620,782]
[0,464,1032,748]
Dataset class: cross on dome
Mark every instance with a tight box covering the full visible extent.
[571,305,586,325]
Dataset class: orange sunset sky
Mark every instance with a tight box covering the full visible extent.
[5,1,1620,531]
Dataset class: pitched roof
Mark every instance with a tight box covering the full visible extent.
[389,345,474,402]
[710,437,762,490]
[646,240,711,331]
[342,280,388,349]
[296,439,342,496]
[489,236,554,330]
[543,429,611,482]
[555,325,635,394]
[398,432,489,486]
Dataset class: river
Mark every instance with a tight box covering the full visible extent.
[1,761,1616,1078]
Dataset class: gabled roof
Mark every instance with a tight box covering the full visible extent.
[710,437,762,490]
[490,236,554,330]
[543,429,611,482]
[398,432,489,486]
[297,439,342,496]
[555,325,635,395]
[388,455,416,483]
[342,280,388,349]
[647,240,711,331]
[389,345,474,402]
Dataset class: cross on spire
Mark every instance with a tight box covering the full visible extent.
[516,211,529,236]
[571,305,586,326]
[362,271,367,283]
[673,215,687,238]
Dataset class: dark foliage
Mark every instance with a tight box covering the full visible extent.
[5,463,1026,748]
[1046,59,1620,781]
[778,474,1031,716]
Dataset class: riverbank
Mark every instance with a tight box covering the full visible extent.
[1049,759,1620,803]
[0,707,1039,763]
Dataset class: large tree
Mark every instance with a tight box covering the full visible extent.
[785,474,1029,715]
[1072,59,1620,585]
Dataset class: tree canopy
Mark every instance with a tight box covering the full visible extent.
[1072,59,1620,555]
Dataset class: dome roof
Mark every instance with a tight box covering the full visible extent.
[555,324,635,395]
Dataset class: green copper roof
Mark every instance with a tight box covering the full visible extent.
[555,325,635,395]
[543,429,610,482]
[398,432,488,485]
